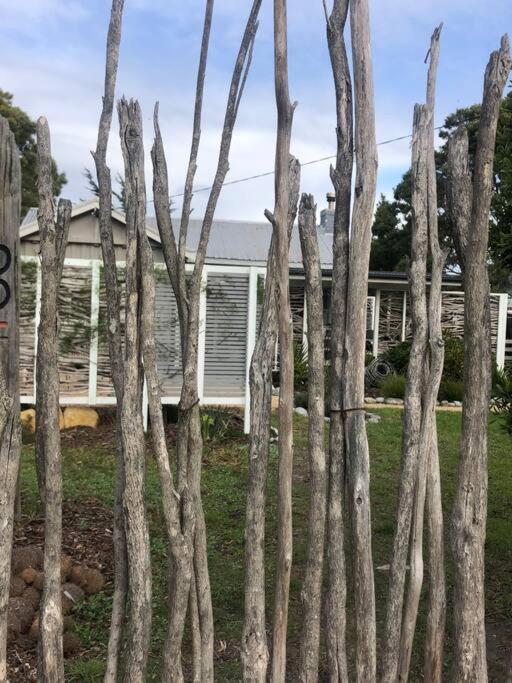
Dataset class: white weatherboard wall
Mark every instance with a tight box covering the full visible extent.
[20,256,262,433]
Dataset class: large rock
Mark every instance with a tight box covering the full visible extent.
[20,408,36,433]
[10,576,26,598]
[63,631,81,656]
[61,583,85,614]
[9,597,35,633]
[12,546,43,574]
[82,568,105,596]
[22,586,41,610]
[20,408,64,432]
[63,407,99,430]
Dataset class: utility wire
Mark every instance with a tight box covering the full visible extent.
[157,124,446,201]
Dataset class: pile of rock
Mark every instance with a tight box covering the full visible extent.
[8,545,105,656]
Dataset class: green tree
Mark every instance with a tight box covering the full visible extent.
[371,87,512,287]
[369,194,409,271]
[83,167,127,213]
[0,89,67,218]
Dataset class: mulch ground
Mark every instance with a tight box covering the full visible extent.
[7,497,115,682]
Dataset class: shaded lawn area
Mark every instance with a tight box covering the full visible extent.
[18,409,512,681]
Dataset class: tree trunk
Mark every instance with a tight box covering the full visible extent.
[242,157,300,682]
[36,117,71,683]
[0,113,21,683]
[450,36,511,682]
[269,1,296,680]
[297,195,326,683]
[91,4,128,680]
[343,1,378,678]
[117,98,152,683]
[322,2,352,678]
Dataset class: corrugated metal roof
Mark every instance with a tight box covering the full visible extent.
[146,216,334,268]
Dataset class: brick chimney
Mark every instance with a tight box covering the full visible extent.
[319,192,335,233]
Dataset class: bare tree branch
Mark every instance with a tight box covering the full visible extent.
[447,126,472,274]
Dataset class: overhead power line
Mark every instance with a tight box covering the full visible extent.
[161,124,446,201]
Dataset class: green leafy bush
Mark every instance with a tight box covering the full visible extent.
[442,332,464,383]
[381,332,464,383]
[492,367,512,435]
[381,340,412,375]
[379,373,406,399]
[439,380,464,403]
[293,342,309,391]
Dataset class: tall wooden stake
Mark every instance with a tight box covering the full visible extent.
[91,3,128,680]
[0,113,21,682]
[268,1,296,679]
[36,117,71,683]
[450,35,510,682]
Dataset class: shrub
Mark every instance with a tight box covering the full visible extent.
[439,380,464,403]
[293,342,308,391]
[442,332,464,383]
[492,367,512,436]
[381,331,464,383]
[294,391,308,410]
[379,373,406,399]
[381,340,412,375]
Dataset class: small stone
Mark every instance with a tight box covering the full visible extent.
[61,555,73,581]
[20,408,36,433]
[364,397,373,404]
[62,406,99,430]
[384,398,402,405]
[441,400,449,406]
[22,586,41,610]
[69,565,87,587]
[33,571,44,591]
[82,568,105,595]
[20,567,37,585]
[453,400,462,407]
[324,416,331,422]
[294,407,308,417]
[7,613,21,643]
[61,582,85,614]
[16,633,36,650]
[10,576,26,597]
[365,412,381,424]
[28,616,39,641]
[63,631,81,656]
[375,397,385,403]
[9,597,35,633]
[63,616,76,633]
[12,546,43,574]
[271,386,280,396]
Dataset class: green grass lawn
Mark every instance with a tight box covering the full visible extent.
[18,409,512,681]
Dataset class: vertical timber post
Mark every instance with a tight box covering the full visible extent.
[0,114,22,681]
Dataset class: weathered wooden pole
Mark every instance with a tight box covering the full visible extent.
[343,0,378,677]
[91,3,128,680]
[322,2,352,677]
[36,116,71,683]
[297,194,326,683]
[117,98,152,683]
[268,0,297,679]
[0,113,21,682]
[241,156,300,682]
[450,35,511,682]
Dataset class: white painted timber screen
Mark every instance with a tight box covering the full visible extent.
[204,273,249,397]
